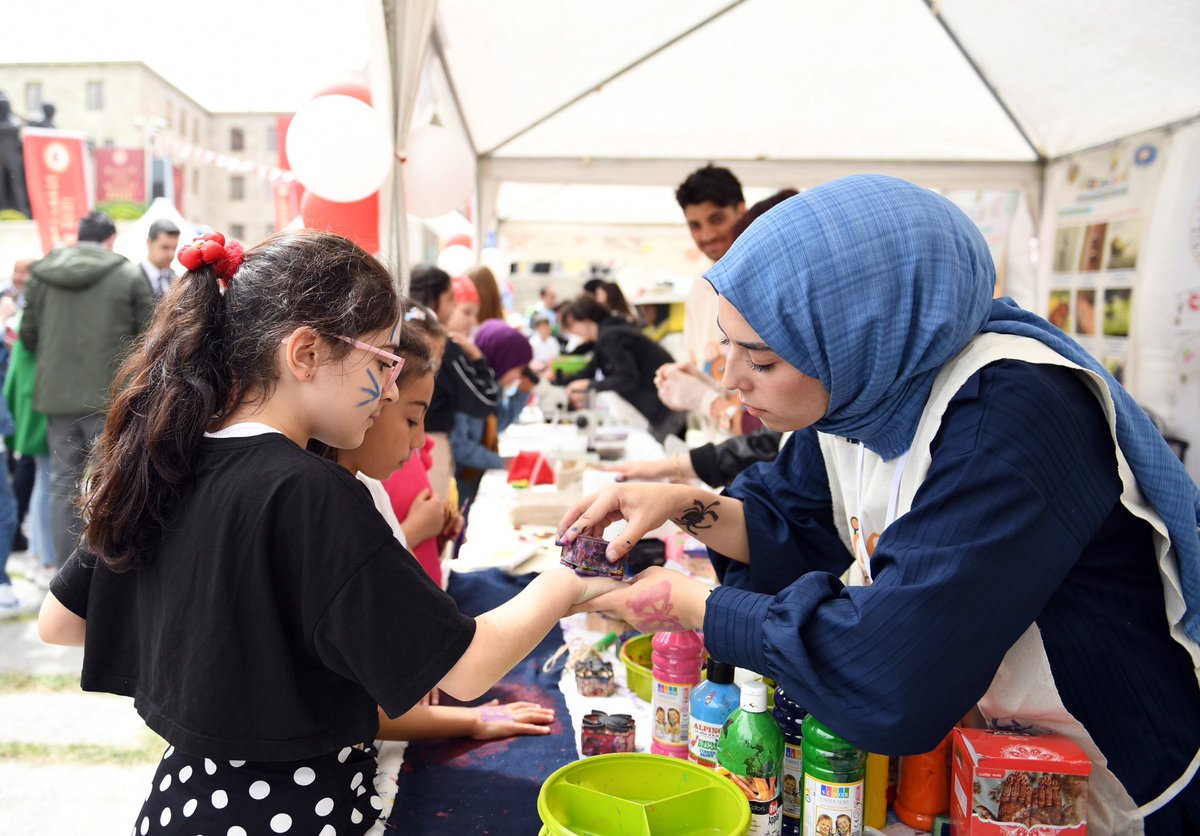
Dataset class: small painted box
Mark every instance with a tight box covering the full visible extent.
[560,534,628,580]
[574,651,616,697]
[951,727,1090,834]
[580,710,636,756]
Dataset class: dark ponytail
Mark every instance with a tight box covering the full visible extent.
[83,230,400,571]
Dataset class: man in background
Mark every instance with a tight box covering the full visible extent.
[656,164,747,430]
[21,210,155,569]
[141,219,180,301]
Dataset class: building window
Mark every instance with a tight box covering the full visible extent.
[193,121,199,145]
[86,80,105,110]
[230,176,245,201]
[180,110,187,136]
[266,126,278,154]
[166,100,174,128]
[266,223,276,240]
[192,169,200,193]
[230,224,246,241]
[230,127,245,152]
[25,82,43,114]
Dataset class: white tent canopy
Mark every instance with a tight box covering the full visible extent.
[421,0,1200,228]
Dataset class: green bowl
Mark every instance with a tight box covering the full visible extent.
[619,634,654,702]
[538,753,750,835]
[553,354,591,376]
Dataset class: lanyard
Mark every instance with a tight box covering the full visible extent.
[853,443,908,584]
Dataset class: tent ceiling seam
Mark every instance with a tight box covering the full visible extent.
[479,0,753,158]
[921,0,1046,163]
[431,23,478,155]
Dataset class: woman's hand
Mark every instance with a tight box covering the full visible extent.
[656,365,721,413]
[557,483,699,561]
[469,699,557,740]
[573,566,712,633]
[605,453,696,483]
[604,459,673,482]
[402,488,445,545]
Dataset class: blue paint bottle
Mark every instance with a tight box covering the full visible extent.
[687,658,740,769]
[774,685,807,836]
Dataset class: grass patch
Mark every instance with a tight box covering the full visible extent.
[0,737,164,766]
[0,672,80,692]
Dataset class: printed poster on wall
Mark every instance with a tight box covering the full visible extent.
[1039,130,1168,388]
[21,128,92,254]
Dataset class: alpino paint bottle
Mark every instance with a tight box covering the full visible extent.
[650,630,704,758]
[716,681,785,836]
[688,658,740,768]
[774,685,807,836]
[800,715,866,836]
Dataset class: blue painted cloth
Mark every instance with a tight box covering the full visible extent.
[705,173,1200,643]
[389,570,575,834]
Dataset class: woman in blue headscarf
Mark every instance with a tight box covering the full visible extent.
[559,176,1200,832]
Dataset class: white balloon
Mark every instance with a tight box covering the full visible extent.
[480,247,510,279]
[403,124,475,218]
[436,244,475,278]
[286,95,392,203]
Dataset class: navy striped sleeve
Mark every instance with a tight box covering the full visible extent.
[704,361,1127,754]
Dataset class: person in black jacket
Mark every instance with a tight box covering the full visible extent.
[561,295,684,442]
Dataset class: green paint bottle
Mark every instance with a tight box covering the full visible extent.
[716,680,784,835]
[800,715,865,836]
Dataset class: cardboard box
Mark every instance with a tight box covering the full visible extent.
[951,728,1090,834]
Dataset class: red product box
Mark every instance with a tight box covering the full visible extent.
[951,727,1090,834]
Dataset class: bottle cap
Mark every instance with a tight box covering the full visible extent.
[706,658,736,684]
[741,680,768,712]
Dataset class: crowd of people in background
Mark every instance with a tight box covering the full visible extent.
[0,163,774,615]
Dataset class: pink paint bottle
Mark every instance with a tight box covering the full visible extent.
[650,630,705,759]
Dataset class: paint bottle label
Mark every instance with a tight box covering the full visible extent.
[651,680,692,749]
[688,716,724,767]
[782,740,804,828]
[802,775,864,836]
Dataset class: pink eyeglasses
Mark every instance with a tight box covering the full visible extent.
[336,336,406,397]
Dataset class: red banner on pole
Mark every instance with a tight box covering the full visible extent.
[22,129,91,254]
[93,147,146,204]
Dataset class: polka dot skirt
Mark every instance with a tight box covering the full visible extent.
[131,743,383,835]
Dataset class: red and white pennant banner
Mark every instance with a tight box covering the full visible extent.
[150,134,296,184]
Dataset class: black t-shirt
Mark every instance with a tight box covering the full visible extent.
[52,434,476,761]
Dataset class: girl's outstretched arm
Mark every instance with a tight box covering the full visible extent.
[38,591,86,647]
[437,568,617,701]
[376,699,555,741]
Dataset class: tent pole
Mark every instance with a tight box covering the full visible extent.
[481,0,751,157]
[921,0,1044,165]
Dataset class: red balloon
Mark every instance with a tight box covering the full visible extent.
[444,234,474,250]
[301,191,380,253]
[311,82,372,106]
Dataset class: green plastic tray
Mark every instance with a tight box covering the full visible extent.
[538,753,750,835]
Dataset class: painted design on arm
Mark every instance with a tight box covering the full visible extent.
[478,707,513,723]
[627,580,686,631]
[671,498,719,535]
[356,367,382,407]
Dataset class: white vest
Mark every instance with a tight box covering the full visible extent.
[818,332,1200,833]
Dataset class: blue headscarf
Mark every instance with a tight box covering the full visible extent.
[706,174,1200,643]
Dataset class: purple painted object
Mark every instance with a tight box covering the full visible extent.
[559,534,628,579]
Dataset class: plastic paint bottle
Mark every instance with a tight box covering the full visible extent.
[894,733,952,830]
[773,685,806,836]
[650,630,704,759]
[688,658,740,768]
[801,715,866,836]
[863,753,889,830]
[716,681,785,836]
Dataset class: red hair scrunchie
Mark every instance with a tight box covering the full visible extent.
[177,231,245,285]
